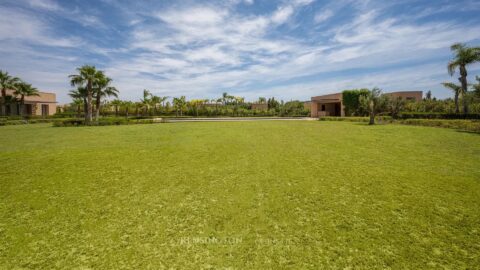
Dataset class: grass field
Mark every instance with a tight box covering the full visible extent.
[1,121,479,269]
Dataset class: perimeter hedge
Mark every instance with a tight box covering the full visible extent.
[397,112,480,120]
[53,118,155,127]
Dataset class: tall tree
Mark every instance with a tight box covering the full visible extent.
[222,92,228,105]
[69,87,88,118]
[69,65,104,124]
[141,89,151,115]
[110,99,122,117]
[93,75,118,120]
[71,98,84,118]
[173,96,186,116]
[359,88,388,125]
[441,82,462,113]
[472,76,480,97]
[13,81,39,117]
[0,70,20,116]
[447,43,480,114]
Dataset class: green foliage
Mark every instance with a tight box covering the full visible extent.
[341,89,370,116]
[319,116,392,122]
[359,88,389,124]
[398,112,480,120]
[52,117,154,127]
[398,119,480,133]
[319,115,480,133]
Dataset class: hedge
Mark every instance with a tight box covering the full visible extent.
[397,112,480,120]
[0,118,67,126]
[319,116,392,122]
[319,116,480,133]
[53,118,155,127]
[398,119,480,133]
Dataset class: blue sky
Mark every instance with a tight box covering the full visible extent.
[1,0,480,103]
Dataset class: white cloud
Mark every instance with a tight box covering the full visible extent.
[314,9,333,24]
[271,6,294,24]
[26,0,60,11]
[2,0,480,103]
[0,7,81,47]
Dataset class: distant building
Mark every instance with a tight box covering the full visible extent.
[310,91,422,117]
[3,89,57,116]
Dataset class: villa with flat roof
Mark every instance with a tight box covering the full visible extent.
[311,91,422,117]
[2,89,57,116]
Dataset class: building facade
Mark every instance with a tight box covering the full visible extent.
[311,91,422,118]
[2,89,57,116]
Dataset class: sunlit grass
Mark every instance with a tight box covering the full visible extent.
[1,122,479,268]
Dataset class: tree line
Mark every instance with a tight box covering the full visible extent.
[341,43,480,124]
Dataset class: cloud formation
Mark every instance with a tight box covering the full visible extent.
[0,0,480,103]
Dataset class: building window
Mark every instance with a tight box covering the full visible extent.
[321,105,326,111]
[406,97,415,101]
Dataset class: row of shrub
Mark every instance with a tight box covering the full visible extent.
[398,119,480,133]
[319,116,392,122]
[397,112,480,120]
[52,118,155,127]
[0,118,65,126]
[319,116,480,133]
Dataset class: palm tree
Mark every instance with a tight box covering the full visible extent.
[158,96,168,114]
[14,81,39,117]
[472,76,480,97]
[222,92,228,105]
[71,98,84,118]
[173,96,186,116]
[141,89,151,116]
[122,100,133,118]
[258,97,266,104]
[69,87,87,118]
[69,65,104,124]
[441,82,462,113]
[447,43,480,114]
[110,99,122,117]
[359,88,388,125]
[0,70,20,116]
[150,95,161,115]
[93,75,118,120]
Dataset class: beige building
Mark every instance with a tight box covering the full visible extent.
[311,91,422,117]
[3,89,57,116]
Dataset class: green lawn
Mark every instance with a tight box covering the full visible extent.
[1,122,479,269]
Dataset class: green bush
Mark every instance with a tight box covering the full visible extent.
[319,116,480,133]
[53,117,155,127]
[0,118,69,126]
[398,112,480,120]
[342,89,370,116]
[398,119,480,133]
[319,116,392,122]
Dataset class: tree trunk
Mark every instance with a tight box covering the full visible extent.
[86,81,93,124]
[369,112,375,125]
[20,96,25,118]
[115,105,118,117]
[369,100,375,125]
[454,92,459,113]
[1,89,6,116]
[95,94,101,121]
[459,66,469,114]
[77,105,81,118]
[83,98,87,119]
